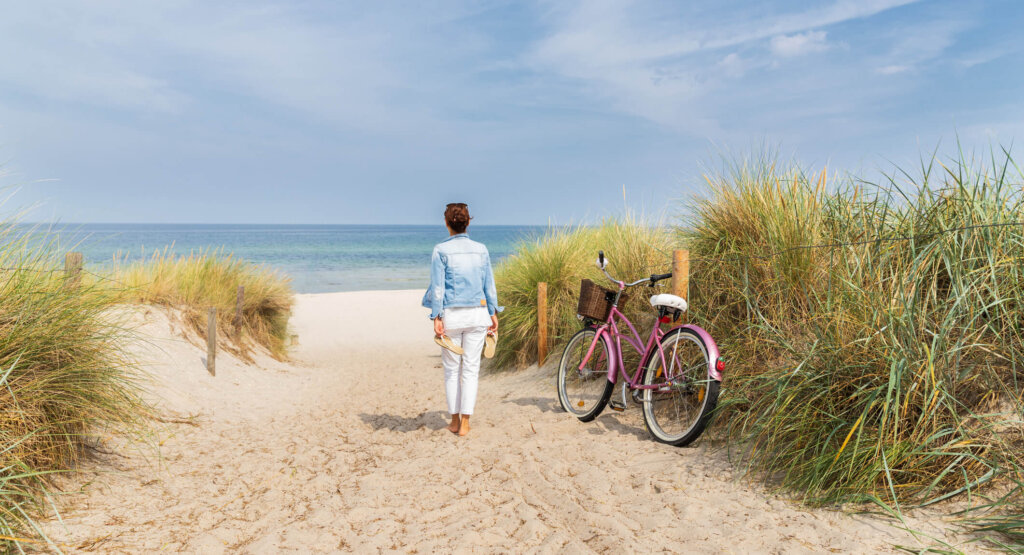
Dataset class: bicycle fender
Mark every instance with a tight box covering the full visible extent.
[678,324,723,382]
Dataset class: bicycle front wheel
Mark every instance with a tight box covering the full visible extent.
[641,328,720,446]
[557,327,613,422]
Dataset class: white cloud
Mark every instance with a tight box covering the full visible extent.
[0,0,1014,226]
[526,0,919,130]
[718,53,746,77]
[770,31,829,57]
[0,7,187,113]
[955,46,1017,69]
[0,2,501,134]
[878,64,910,74]
[0,0,935,138]
[862,18,969,77]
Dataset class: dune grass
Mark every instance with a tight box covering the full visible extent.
[960,469,1024,551]
[682,148,1024,510]
[0,226,146,553]
[111,249,294,360]
[1,238,295,550]
[492,147,1024,547]
[493,216,675,369]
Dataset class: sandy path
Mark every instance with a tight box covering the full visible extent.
[42,291,976,553]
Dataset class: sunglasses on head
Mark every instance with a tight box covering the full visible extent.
[446,203,468,208]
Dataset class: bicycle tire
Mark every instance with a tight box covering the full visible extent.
[556,327,614,422]
[641,327,720,446]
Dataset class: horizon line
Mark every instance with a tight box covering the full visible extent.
[20,221,556,227]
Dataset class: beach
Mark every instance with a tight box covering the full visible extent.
[43,290,973,553]
[5,2,1020,551]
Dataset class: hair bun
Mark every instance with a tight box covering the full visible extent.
[445,203,472,233]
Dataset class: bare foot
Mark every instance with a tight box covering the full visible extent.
[447,416,460,434]
[458,415,471,437]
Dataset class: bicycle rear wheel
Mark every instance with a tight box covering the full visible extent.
[557,327,614,422]
[641,328,719,446]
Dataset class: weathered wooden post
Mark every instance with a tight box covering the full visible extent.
[671,250,689,300]
[672,250,690,322]
[233,286,245,334]
[64,251,83,287]
[207,307,217,376]
[537,282,548,366]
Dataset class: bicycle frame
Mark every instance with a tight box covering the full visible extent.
[577,305,722,388]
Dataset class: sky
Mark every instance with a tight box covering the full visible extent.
[0,0,1022,225]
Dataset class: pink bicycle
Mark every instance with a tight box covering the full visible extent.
[556,251,724,446]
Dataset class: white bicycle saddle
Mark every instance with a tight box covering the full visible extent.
[649,293,688,313]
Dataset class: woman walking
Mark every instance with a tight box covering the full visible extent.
[422,203,501,437]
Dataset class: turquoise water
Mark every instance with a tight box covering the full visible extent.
[47,224,544,293]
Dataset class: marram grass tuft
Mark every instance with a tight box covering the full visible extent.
[682,147,1024,514]
[493,216,675,369]
[1,241,295,550]
[0,225,146,553]
[111,248,295,360]
[493,146,1024,549]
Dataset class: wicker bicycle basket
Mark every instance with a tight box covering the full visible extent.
[577,279,625,321]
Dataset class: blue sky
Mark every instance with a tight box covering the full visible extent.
[1,1,1022,225]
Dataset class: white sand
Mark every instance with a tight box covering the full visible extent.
[42,290,981,553]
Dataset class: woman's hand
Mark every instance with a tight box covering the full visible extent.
[434,317,445,336]
[488,315,499,333]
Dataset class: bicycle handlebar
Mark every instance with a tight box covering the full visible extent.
[596,250,672,288]
[649,272,672,284]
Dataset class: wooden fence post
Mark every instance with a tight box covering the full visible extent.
[233,286,245,333]
[671,250,689,300]
[207,307,217,376]
[672,250,690,322]
[64,252,83,286]
[537,282,548,366]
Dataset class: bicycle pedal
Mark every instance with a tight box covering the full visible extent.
[609,400,626,412]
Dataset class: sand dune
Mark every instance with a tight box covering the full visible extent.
[43,290,978,553]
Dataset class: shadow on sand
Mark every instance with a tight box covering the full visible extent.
[358,410,449,432]
[504,396,561,413]
[588,412,649,440]
[507,394,649,440]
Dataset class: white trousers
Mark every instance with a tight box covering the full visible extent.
[442,325,486,416]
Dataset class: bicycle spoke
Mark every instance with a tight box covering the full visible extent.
[558,329,611,418]
[642,329,718,445]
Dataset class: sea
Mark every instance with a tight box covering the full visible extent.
[45,224,546,294]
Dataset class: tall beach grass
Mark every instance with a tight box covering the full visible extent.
[683,148,1024,509]
[111,249,294,360]
[0,225,146,553]
[1,237,295,550]
[493,216,675,369]
[493,147,1024,547]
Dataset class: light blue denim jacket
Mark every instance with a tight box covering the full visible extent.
[421,233,503,320]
